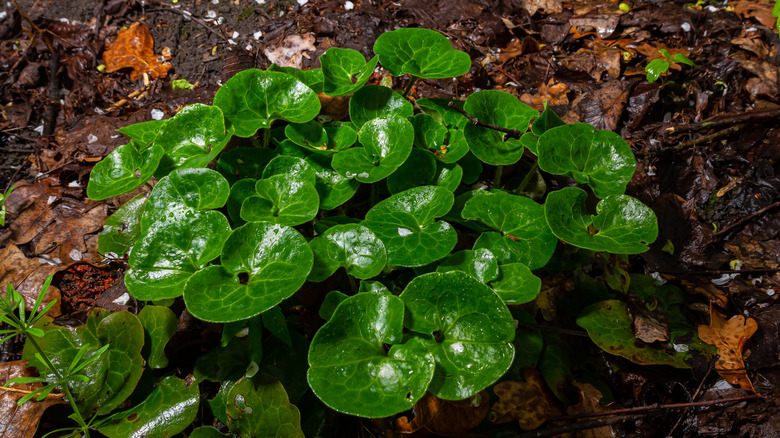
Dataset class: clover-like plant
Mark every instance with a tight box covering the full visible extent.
[645,49,695,83]
[84,27,661,421]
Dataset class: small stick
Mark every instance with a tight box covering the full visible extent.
[715,200,780,236]
[644,125,743,157]
[666,107,780,134]
[447,101,524,139]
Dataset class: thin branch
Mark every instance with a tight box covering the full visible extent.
[715,200,780,236]
[645,124,743,157]
[447,101,524,139]
[666,107,780,134]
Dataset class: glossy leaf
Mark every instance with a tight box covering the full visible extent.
[285,121,329,150]
[116,119,166,151]
[98,375,199,438]
[544,187,658,254]
[226,373,305,437]
[373,28,471,79]
[462,190,557,269]
[267,64,324,93]
[331,115,414,183]
[263,306,292,347]
[400,271,515,400]
[348,85,413,128]
[319,291,348,322]
[227,178,257,225]
[305,154,359,210]
[436,248,499,283]
[577,300,690,368]
[537,123,636,198]
[98,192,148,256]
[321,47,378,96]
[410,114,447,153]
[416,98,470,163]
[386,148,436,194]
[87,142,163,200]
[531,103,566,137]
[23,309,144,416]
[141,168,230,231]
[323,122,358,151]
[490,263,542,304]
[213,69,321,137]
[309,224,387,282]
[138,305,178,369]
[217,147,276,185]
[463,90,537,165]
[127,209,231,300]
[154,104,233,177]
[241,157,319,226]
[308,293,435,418]
[645,58,668,82]
[190,427,231,438]
[184,223,313,322]
[363,185,457,267]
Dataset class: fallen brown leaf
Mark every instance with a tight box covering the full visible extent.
[0,244,62,316]
[522,0,562,16]
[395,391,489,437]
[103,22,172,81]
[567,381,618,438]
[0,361,66,438]
[698,304,758,392]
[490,368,562,430]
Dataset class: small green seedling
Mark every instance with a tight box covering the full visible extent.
[645,49,695,83]
[0,183,14,227]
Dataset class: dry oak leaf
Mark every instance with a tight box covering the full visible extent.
[567,381,618,438]
[103,22,171,81]
[490,368,563,431]
[395,391,489,437]
[698,304,758,393]
[0,361,66,438]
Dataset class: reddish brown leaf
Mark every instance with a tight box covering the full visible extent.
[395,391,489,437]
[103,22,171,81]
[698,304,758,393]
[490,368,562,431]
[567,381,618,438]
[0,361,66,438]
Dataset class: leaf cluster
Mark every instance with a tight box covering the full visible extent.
[77,27,667,422]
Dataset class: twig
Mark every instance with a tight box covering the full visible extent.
[644,124,743,157]
[515,415,640,438]
[668,354,718,436]
[447,101,524,139]
[666,107,780,134]
[146,6,231,44]
[516,321,589,337]
[546,394,760,423]
[714,200,780,237]
[11,0,56,53]
[43,52,60,136]
[103,77,152,113]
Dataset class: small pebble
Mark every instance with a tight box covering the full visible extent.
[88,134,98,143]
[681,22,691,32]
[112,293,131,306]
[232,31,239,39]
[253,30,263,40]
[151,108,164,120]
[344,1,354,10]
[297,0,308,5]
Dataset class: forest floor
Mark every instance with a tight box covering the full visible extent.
[0,0,778,437]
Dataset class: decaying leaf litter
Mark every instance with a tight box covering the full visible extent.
[0,0,778,436]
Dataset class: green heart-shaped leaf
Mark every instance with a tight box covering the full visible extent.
[267,64,324,93]
[217,147,276,185]
[87,143,163,200]
[321,47,379,96]
[213,69,321,137]
[308,293,435,418]
[226,373,305,437]
[531,103,566,137]
[126,210,231,300]
[400,271,515,400]
[241,156,319,226]
[154,104,233,177]
[436,248,499,283]
[97,375,199,438]
[410,113,447,151]
[386,148,436,194]
[373,28,471,79]
[577,300,690,368]
[227,178,257,226]
[416,99,470,163]
[305,154,359,210]
[183,223,313,322]
[285,121,329,150]
[463,90,537,165]
[363,185,456,267]
[544,187,658,254]
[98,192,148,256]
[138,305,178,369]
[331,114,414,183]
[490,263,541,304]
[23,309,144,416]
[116,119,166,151]
[309,224,387,282]
[141,168,230,231]
[537,123,636,198]
[462,190,557,269]
[348,85,413,128]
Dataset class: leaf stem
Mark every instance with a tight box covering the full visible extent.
[517,162,539,194]
[402,76,419,98]
[493,165,503,188]
[447,101,524,139]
